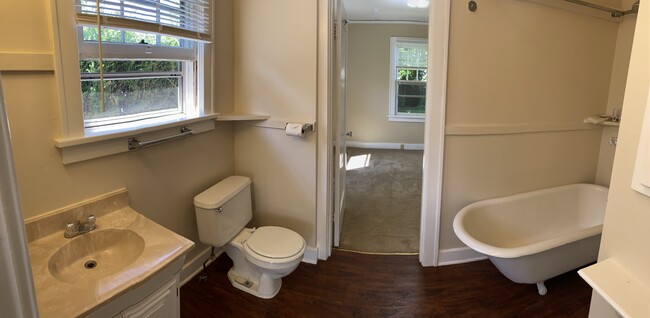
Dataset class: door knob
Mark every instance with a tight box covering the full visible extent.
[345,131,353,137]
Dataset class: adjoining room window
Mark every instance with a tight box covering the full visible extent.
[388,37,428,122]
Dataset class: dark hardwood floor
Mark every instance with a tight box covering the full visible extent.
[181,250,592,317]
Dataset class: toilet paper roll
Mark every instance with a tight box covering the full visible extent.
[285,123,305,137]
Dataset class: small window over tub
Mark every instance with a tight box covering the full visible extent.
[388,37,428,123]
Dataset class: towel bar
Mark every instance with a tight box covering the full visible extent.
[128,126,193,150]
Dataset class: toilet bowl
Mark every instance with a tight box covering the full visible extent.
[194,176,306,299]
[225,226,305,298]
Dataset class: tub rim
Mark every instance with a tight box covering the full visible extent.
[452,183,608,259]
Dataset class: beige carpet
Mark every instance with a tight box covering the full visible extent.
[338,147,422,254]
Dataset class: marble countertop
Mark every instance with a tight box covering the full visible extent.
[25,189,194,318]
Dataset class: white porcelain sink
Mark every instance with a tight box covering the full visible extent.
[47,228,145,283]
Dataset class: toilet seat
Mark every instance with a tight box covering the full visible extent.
[244,226,305,264]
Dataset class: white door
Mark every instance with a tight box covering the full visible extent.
[333,0,348,247]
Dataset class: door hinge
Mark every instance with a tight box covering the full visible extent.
[333,22,337,41]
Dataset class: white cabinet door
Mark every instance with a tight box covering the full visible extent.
[120,277,179,318]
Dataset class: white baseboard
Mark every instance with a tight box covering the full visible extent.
[347,141,424,150]
[181,245,318,285]
[302,246,319,265]
[437,247,487,266]
[180,246,224,286]
[403,143,424,150]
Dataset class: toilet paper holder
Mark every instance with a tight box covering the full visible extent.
[245,119,316,134]
[284,122,315,137]
[299,123,315,132]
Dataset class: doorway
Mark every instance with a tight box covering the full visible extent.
[330,1,449,258]
[318,0,449,266]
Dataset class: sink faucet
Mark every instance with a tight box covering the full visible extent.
[64,215,96,238]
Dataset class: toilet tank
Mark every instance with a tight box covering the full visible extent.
[194,176,253,247]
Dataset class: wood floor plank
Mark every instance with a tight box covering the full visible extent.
[181,250,591,317]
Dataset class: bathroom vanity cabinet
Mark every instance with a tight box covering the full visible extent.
[25,189,194,318]
[87,257,184,318]
[117,277,179,318]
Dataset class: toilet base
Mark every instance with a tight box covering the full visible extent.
[227,268,281,299]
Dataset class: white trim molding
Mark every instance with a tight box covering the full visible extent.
[316,0,333,261]
[302,246,319,265]
[0,76,39,317]
[346,141,424,150]
[0,53,54,71]
[54,115,217,164]
[347,20,428,25]
[419,0,450,267]
[437,247,487,266]
[445,122,600,136]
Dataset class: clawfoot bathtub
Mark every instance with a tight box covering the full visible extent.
[453,184,608,295]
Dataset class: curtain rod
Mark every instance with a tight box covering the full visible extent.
[564,0,639,18]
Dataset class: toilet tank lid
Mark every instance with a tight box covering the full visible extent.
[194,176,251,210]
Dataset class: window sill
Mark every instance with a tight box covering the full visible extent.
[54,113,219,164]
[388,115,425,123]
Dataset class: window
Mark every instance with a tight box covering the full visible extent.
[75,0,209,129]
[51,0,213,163]
[388,37,428,122]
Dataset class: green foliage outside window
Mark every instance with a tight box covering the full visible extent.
[80,60,182,120]
[83,27,181,47]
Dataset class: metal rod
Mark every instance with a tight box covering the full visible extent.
[128,126,192,150]
[563,0,635,17]
[81,71,182,80]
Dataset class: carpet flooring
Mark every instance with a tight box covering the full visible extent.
[338,147,423,254]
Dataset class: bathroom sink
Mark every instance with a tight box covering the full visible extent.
[48,228,145,283]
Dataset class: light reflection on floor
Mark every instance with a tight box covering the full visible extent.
[346,153,371,170]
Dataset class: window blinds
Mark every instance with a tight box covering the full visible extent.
[75,0,211,42]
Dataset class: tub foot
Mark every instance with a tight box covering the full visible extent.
[536,282,547,296]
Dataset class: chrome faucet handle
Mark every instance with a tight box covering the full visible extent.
[64,222,77,238]
[87,215,96,230]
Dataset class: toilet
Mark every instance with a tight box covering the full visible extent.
[193,176,306,299]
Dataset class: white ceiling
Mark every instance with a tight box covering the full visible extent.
[341,0,429,22]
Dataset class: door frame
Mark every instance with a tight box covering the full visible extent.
[0,76,39,317]
[317,0,451,266]
[419,0,451,266]
[332,0,348,247]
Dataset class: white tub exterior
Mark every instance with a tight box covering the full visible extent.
[453,183,608,294]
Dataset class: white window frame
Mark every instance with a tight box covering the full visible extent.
[77,26,197,128]
[388,37,427,123]
[50,0,215,164]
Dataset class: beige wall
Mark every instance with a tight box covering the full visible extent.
[346,23,427,145]
[0,0,236,266]
[589,0,650,315]
[440,0,620,250]
[595,14,636,186]
[232,0,318,247]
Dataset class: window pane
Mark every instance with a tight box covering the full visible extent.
[82,27,182,47]
[81,77,181,121]
[79,59,183,123]
[124,30,157,45]
[161,35,181,47]
[398,83,426,96]
[418,70,427,81]
[397,46,428,68]
[397,97,426,114]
